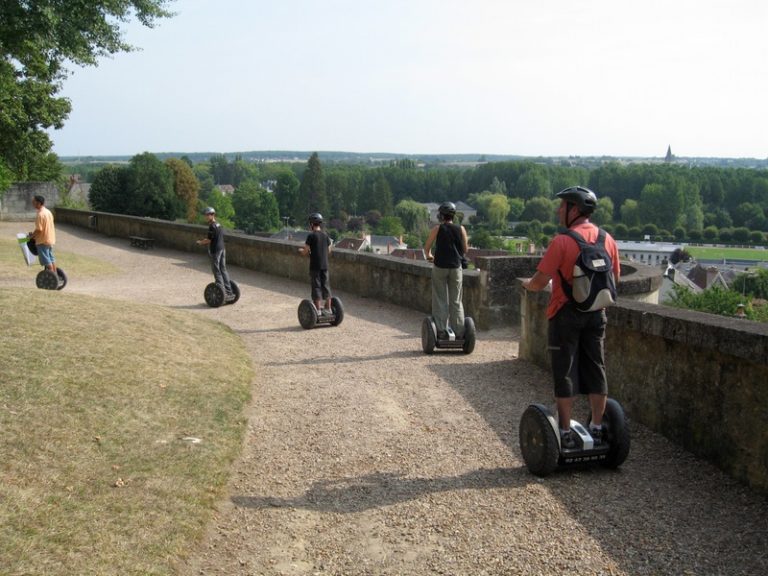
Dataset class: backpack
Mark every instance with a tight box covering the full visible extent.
[558,228,617,312]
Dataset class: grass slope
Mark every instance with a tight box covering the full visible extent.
[0,288,253,575]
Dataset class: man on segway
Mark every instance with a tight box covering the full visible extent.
[28,195,57,277]
[298,213,333,315]
[196,207,235,303]
[521,186,620,449]
[423,202,469,340]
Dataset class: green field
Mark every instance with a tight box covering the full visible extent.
[685,245,768,261]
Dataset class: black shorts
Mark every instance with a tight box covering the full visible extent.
[548,303,608,398]
[310,270,331,301]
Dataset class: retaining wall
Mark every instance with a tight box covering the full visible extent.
[521,286,768,495]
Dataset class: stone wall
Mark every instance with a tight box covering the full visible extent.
[521,286,768,495]
[0,182,59,220]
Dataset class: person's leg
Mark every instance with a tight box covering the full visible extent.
[211,252,224,288]
[580,310,609,427]
[311,271,323,310]
[38,245,57,274]
[219,251,233,295]
[321,270,332,311]
[549,306,581,430]
[431,267,450,335]
[447,267,465,337]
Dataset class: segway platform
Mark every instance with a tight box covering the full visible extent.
[519,398,630,477]
[298,297,344,329]
[421,316,476,354]
[36,268,67,291]
[204,280,240,308]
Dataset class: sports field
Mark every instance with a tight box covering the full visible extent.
[685,245,768,261]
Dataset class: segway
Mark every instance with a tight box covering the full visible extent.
[421,316,476,354]
[36,268,67,291]
[298,296,344,329]
[204,280,240,308]
[518,398,630,477]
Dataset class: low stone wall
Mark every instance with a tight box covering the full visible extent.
[521,286,768,495]
[1,182,59,220]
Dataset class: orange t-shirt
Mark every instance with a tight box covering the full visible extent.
[34,206,56,246]
[537,222,620,319]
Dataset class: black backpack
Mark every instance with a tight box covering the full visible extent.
[558,228,617,312]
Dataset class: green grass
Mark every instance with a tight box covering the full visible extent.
[686,245,768,261]
[0,288,254,575]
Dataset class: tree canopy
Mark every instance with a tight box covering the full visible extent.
[0,0,173,180]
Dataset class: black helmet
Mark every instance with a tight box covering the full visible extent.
[556,186,597,215]
[308,212,323,225]
[203,206,216,215]
[438,202,456,220]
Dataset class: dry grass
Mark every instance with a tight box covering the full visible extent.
[0,288,253,575]
[0,237,120,281]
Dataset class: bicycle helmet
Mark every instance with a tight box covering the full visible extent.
[555,186,597,215]
[308,212,324,226]
[203,206,216,215]
[438,202,456,220]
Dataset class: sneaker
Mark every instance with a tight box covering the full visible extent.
[590,426,605,446]
[560,430,578,450]
[321,308,332,317]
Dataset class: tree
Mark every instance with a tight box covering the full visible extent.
[592,197,614,226]
[394,199,429,235]
[0,159,14,199]
[619,199,641,227]
[296,152,327,219]
[374,216,405,237]
[206,188,235,229]
[88,165,129,213]
[165,158,200,222]
[273,169,300,222]
[639,183,683,232]
[0,1,172,181]
[521,197,554,224]
[231,182,280,233]
[125,152,179,220]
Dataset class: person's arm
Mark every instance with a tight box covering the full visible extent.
[423,226,439,261]
[460,226,468,254]
[298,238,310,256]
[521,270,552,292]
[327,235,333,255]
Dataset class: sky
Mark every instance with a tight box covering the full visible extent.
[50,0,768,159]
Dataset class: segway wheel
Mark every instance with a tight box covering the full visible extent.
[204,282,225,308]
[597,398,631,469]
[227,281,240,304]
[298,299,318,329]
[330,296,344,326]
[421,317,437,354]
[36,269,59,290]
[462,317,476,355]
[56,268,68,290]
[519,404,560,477]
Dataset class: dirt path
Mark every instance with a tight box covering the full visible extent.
[3,222,767,576]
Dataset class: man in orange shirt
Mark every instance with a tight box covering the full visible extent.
[522,186,620,449]
[28,195,57,275]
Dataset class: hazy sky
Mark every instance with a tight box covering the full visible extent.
[51,0,767,159]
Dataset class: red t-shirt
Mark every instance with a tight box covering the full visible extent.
[537,222,620,319]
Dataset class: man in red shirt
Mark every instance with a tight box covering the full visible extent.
[522,186,620,449]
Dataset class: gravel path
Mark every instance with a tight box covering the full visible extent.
[3,222,767,576]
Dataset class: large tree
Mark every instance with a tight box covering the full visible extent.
[295,152,327,219]
[165,158,200,222]
[0,1,172,180]
[232,182,280,233]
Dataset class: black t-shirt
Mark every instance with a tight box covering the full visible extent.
[433,223,464,269]
[305,230,331,271]
[207,221,225,254]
